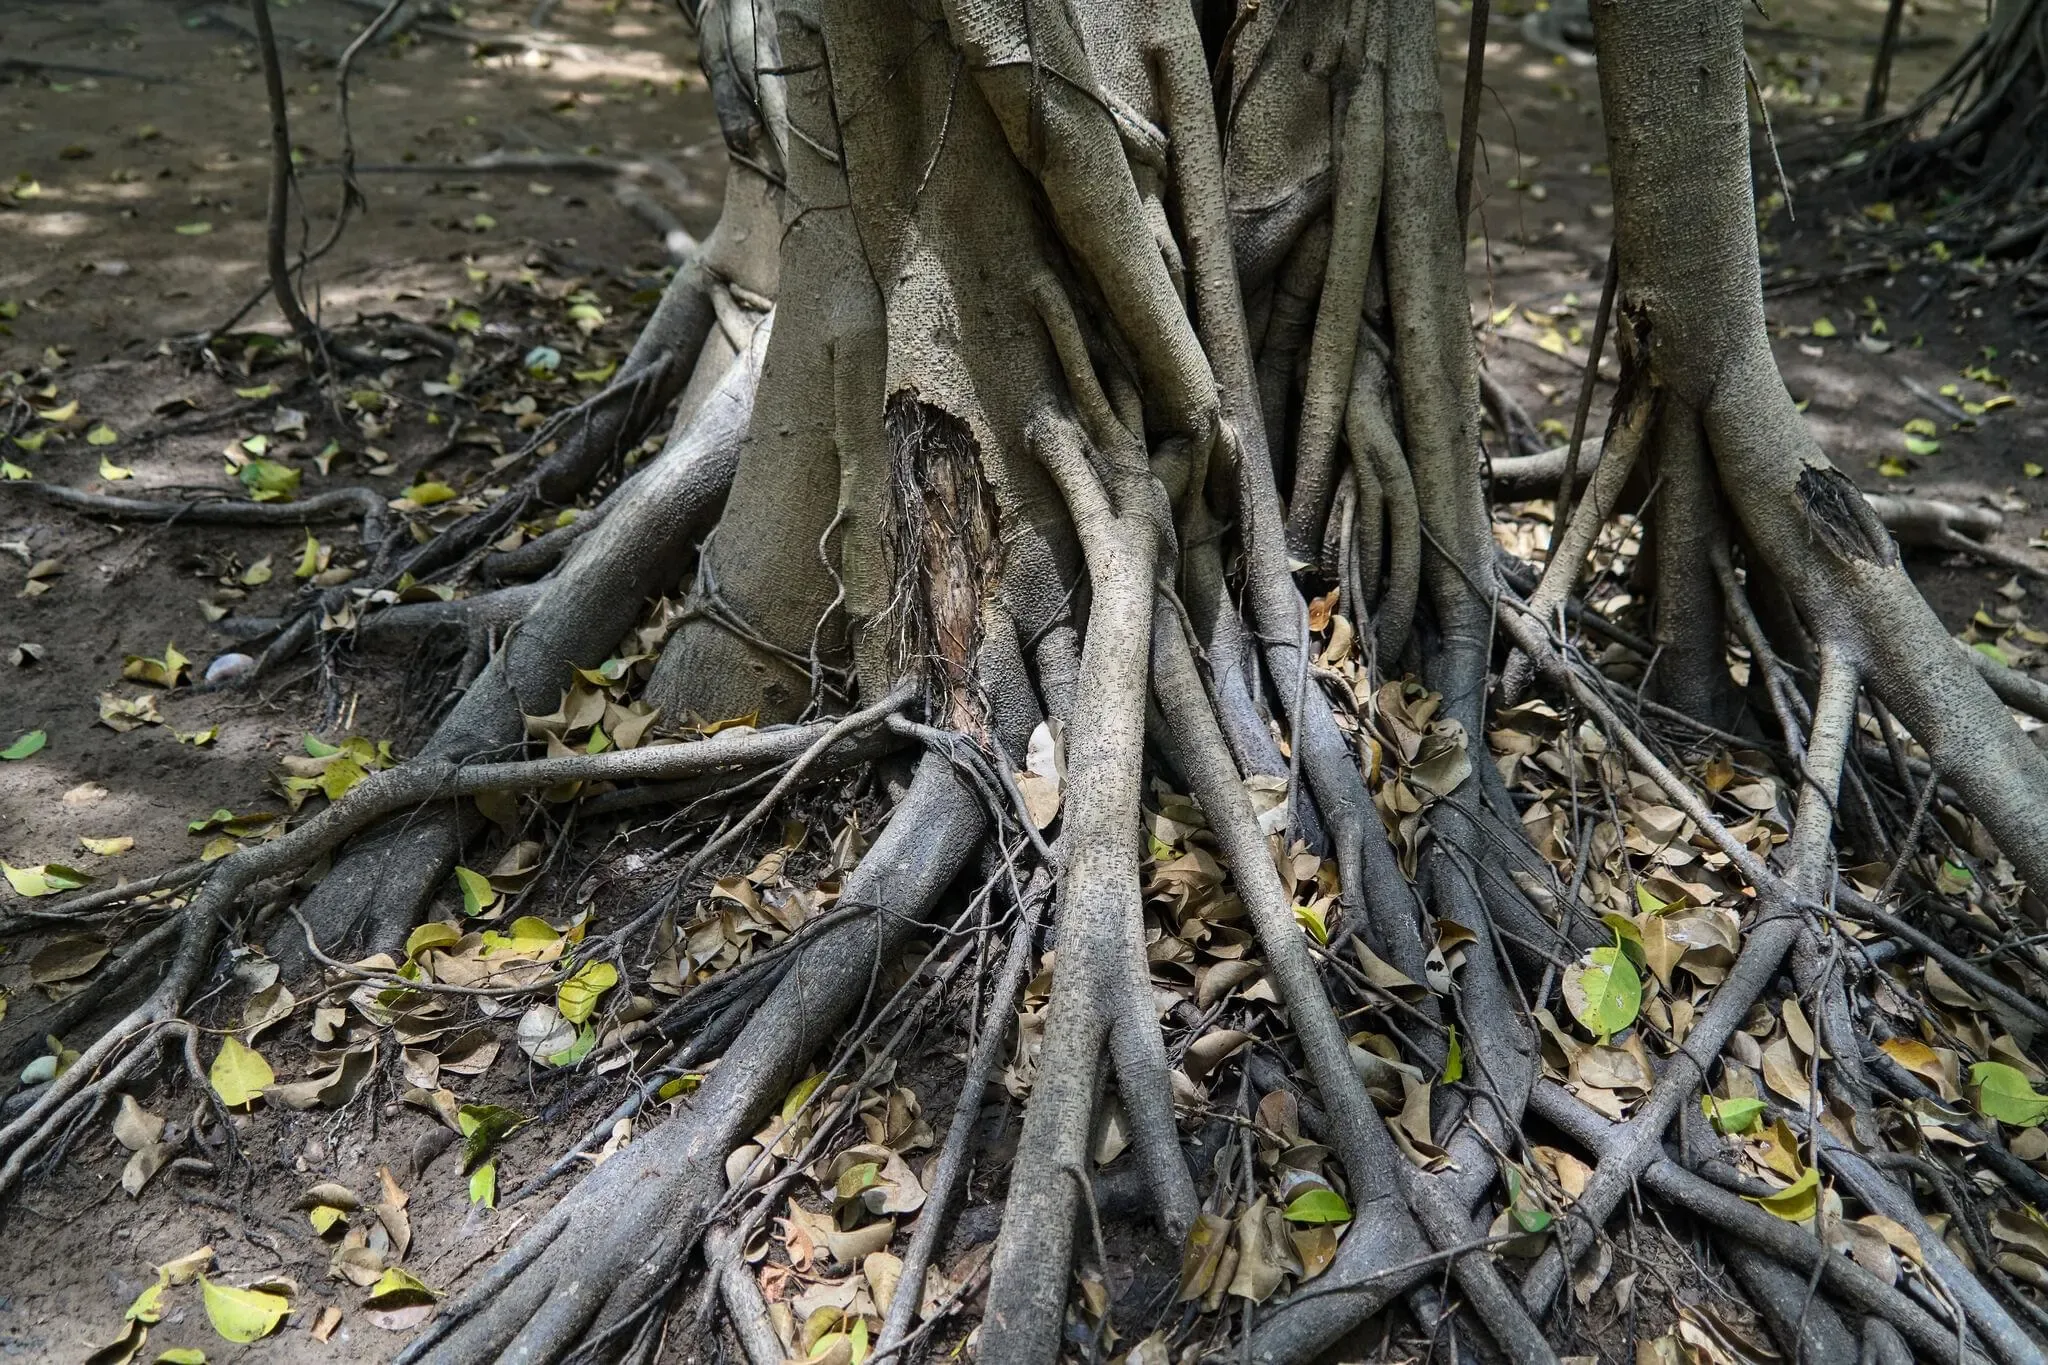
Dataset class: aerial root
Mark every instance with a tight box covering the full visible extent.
[1498,595,2040,1361]
[1345,343,1420,665]
[874,867,1052,1354]
[0,480,393,556]
[1281,19,1387,562]
[1532,1084,1994,1365]
[397,755,987,1365]
[1499,383,1653,705]
[1154,605,1559,1363]
[0,705,908,1196]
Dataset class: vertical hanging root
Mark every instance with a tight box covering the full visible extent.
[1497,605,2038,1365]
[1500,615,1858,1318]
[1499,380,1652,704]
[395,756,986,1365]
[1281,10,1387,561]
[1153,607,1558,1365]
[1346,342,1420,666]
[1150,0,1436,1037]
[980,414,1195,1365]
[278,323,769,968]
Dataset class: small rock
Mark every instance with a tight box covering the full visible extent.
[20,1055,56,1086]
[204,651,255,683]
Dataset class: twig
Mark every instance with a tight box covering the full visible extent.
[248,0,323,355]
[875,869,1051,1353]
[1454,0,1492,226]
[1554,247,1617,537]
[1865,0,1910,118]
[0,57,174,84]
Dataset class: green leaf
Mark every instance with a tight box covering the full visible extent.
[364,1266,438,1308]
[127,1279,167,1323]
[236,458,300,501]
[1292,900,1329,945]
[781,1073,825,1125]
[1904,435,1942,457]
[469,1159,497,1208]
[455,865,497,916]
[656,1073,702,1102]
[1282,1189,1352,1225]
[207,1036,274,1108]
[154,1350,207,1364]
[4,862,92,897]
[1969,1061,2048,1127]
[1702,1094,1766,1136]
[1442,1023,1463,1084]
[199,1278,288,1343]
[1745,1166,1820,1223]
[556,960,619,1025]
[2,730,47,760]
[302,734,340,758]
[1810,317,1838,338]
[457,1103,526,1171]
[87,423,119,446]
[403,481,457,507]
[1562,942,1642,1039]
[543,1023,596,1068]
[174,221,213,236]
[405,921,461,960]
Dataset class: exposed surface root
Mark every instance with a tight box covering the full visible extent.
[14,0,2048,1361]
[397,756,984,1364]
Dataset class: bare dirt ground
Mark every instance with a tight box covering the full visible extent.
[0,0,2037,1360]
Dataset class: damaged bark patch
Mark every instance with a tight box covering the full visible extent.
[883,393,1002,733]
[1797,464,1899,567]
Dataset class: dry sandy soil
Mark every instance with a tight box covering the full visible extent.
[0,0,2038,1360]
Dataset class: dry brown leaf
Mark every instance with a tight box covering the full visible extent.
[1759,1035,1811,1107]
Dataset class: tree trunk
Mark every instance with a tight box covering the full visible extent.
[9,1,2048,1363]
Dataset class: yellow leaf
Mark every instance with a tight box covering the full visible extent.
[556,960,619,1024]
[4,861,92,897]
[403,481,457,507]
[1810,317,1837,338]
[80,835,135,856]
[455,866,497,916]
[127,1278,167,1323]
[87,424,119,446]
[208,1036,274,1108]
[293,532,323,579]
[199,1278,288,1342]
[35,399,78,422]
[1746,1165,1820,1222]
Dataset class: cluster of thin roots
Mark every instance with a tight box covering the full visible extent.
[9,0,2048,1363]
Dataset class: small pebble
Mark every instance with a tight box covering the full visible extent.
[204,651,255,683]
